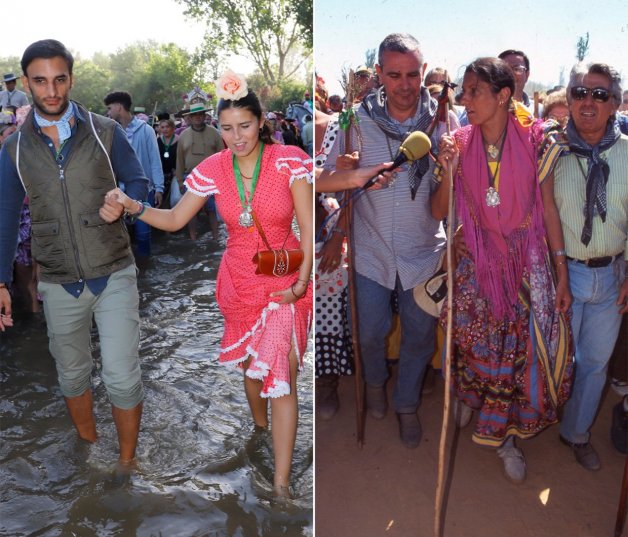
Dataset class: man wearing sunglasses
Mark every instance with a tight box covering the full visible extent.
[544,62,628,471]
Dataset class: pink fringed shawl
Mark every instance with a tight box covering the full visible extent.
[454,115,548,320]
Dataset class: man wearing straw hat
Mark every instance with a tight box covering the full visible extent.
[175,89,223,240]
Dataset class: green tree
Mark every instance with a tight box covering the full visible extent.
[106,42,153,104]
[289,0,312,49]
[0,57,21,80]
[242,71,306,113]
[72,59,112,112]
[576,32,590,62]
[365,48,376,69]
[177,0,312,86]
[142,43,200,114]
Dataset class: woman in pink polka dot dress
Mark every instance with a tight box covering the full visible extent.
[100,70,313,497]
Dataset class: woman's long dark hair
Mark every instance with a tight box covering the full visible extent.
[216,91,275,145]
[465,57,515,100]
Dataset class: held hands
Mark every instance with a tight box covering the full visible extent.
[100,188,133,223]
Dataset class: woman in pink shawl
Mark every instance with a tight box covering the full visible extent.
[432,57,573,484]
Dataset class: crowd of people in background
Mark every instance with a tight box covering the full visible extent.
[0,70,314,310]
[0,31,626,500]
[314,34,628,485]
[0,40,313,496]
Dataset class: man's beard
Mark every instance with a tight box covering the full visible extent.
[33,96,70,119]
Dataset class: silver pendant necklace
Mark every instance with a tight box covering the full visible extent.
[483,121,507,207]
[486,144,499,160]
[234,143,264,228]
[486,186,500,207]
[238,204,253,227]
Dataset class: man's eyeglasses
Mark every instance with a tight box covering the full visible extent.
[570,86,611,103]
[511,66,528,74]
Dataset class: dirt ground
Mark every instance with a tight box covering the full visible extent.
[315,371,626,537]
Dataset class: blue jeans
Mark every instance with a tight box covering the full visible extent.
[354,272,436,413]
[133,190,156,257]
[560,259,624,444]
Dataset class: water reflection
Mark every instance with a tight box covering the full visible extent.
[0,227,313,536]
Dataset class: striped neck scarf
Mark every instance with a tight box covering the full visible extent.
[361,86,436,200]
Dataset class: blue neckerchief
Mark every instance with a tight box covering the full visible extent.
[566,118,621,245]
[34,102,75,144]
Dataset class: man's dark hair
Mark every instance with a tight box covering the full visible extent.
[104,91,133,112]
[378,33,423,67]
[498,49,530,72]
[21,39,74,75]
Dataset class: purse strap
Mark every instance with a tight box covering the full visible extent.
[251,209,293,250]
[251,210,274,251]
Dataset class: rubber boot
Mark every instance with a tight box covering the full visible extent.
[64,389,97,443]
[111,402,143,464]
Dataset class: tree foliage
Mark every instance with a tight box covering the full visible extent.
[576,32,590,62]
[365,48,376,69]
[0,36,305,116]
[289,0,312,49]
[177,0,312,87]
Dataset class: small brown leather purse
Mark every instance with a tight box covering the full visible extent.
[251,211,304,277]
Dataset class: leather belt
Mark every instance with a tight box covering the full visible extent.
[567,253,622,268]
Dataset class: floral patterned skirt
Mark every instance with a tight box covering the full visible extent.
[440,255,573,446]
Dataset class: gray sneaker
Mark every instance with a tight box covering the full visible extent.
[559,436,601,471]
[497,443,527,484]
[453,401,473,428]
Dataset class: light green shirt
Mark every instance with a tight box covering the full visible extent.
[553,135,628,261]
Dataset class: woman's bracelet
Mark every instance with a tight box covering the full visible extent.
[124,200,149,222]
[552,249,566,257]
[291,283,306,299]
[331,228,346,238]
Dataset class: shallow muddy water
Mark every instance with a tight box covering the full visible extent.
[0,226,313,537]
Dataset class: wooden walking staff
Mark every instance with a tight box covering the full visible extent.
[615,453,628,537]
[338,70,367,446]
[433,77,457,537]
